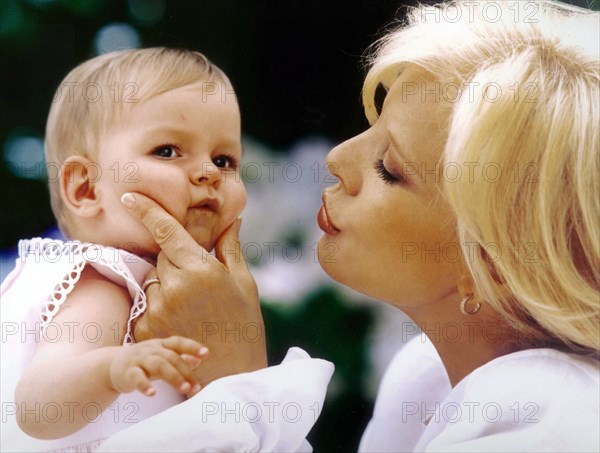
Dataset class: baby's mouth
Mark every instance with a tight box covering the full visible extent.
[190,197,219,213]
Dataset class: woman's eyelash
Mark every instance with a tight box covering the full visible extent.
[374,159,403,185]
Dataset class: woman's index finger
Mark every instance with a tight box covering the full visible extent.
[121,192,211,268]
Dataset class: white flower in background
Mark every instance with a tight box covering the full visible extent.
[240,135,334,303]
[240,135,415,390]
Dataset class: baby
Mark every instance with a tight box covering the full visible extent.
[1,47,247,451]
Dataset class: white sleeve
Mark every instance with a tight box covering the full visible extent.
[416,351,600,452]
[359,336,451,452]
[32,239,153,345]
[96,347,334,452]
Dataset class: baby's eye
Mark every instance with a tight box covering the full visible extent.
[151,145,180,159]
[213,154,238,170]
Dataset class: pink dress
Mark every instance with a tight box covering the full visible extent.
[2,238,335,452]
[1,238,185,452]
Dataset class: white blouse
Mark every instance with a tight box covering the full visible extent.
[360,336,599,452]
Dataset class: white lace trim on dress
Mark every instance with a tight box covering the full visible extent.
[20,238,146,344]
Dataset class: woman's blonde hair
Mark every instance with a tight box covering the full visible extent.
[363,1,599,352]
[45,47,230,235]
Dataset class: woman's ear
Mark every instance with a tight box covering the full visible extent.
[454,251,476,297]
[60,156,102,218]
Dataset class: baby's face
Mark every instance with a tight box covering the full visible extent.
[93,81,246,258]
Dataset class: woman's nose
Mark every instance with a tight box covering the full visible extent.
[326,134,364,196]
[190,163,221,188]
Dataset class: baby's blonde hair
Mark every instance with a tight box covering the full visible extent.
[45,47,230,235]
[363,1,599,352]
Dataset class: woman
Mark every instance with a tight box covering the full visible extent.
[123,0,598,450]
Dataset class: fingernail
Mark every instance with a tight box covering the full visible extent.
[192,383,202,393]
[121,193,135,208]
[145,386,156,396]
[179,382,191,393]
[198,346,209,356]
[236,217,243,234]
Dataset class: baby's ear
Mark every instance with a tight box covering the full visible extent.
[60,156,102,218]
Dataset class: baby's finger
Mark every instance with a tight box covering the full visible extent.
[144,358,192,394]
[157,349,202,393]
[128,367,156,397]
[180,353,202,370]
[162,336,209,358]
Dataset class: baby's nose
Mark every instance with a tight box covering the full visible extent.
[190,163,221,187]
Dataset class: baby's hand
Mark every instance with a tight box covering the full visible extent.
[109,336,208,397]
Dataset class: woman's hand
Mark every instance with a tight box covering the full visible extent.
[121,192,268,386]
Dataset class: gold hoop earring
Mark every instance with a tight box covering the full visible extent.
[460,294,481,315]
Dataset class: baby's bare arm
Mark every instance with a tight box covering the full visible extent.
[15,266,205,440]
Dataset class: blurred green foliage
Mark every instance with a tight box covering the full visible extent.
[263,287,375,450]
[0,0,406,249]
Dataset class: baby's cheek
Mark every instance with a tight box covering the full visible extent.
[131,177,189,222]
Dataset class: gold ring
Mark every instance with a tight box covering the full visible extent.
[142,277,161,292]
